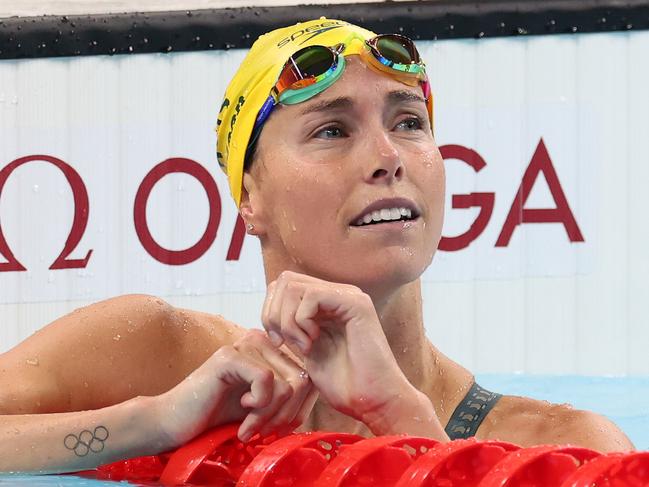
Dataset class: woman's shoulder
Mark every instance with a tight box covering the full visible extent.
[476,394,634,453]
[0,294,247,414]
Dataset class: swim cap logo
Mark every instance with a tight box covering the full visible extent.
[227,96,246,147]
[216,98,231,168]
[276,21,347,48]
[216,95,245,169]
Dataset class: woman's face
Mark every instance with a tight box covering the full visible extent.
[244,56,445,292]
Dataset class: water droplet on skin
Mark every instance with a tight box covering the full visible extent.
[113,334,121,341]
[83,381,89,388]
[26,358,39,366]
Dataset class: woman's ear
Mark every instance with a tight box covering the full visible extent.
[239,172,265,235]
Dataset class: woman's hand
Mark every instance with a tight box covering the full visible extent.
[154,330,317,447]
[261,271,445,439]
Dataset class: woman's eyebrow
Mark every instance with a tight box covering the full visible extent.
[299,96,353,116]
[387,89,426,105]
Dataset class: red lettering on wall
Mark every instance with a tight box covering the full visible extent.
[438,145,495,251]
[496,138,584,247]
[226,214,246,261]
[134,158,221,265]
[0,155,92,272]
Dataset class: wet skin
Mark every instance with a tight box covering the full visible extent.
[0,58,633,472]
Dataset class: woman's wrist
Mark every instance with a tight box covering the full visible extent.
[147,391,193,453]
[130,394,177,455]
[360,386,448,441]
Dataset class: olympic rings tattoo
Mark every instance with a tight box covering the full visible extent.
[63,426,109,457]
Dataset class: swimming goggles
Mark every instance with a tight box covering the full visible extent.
[246,34,433,159]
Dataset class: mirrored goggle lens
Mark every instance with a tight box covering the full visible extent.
[372,34,420,65]
[276,46,336,92]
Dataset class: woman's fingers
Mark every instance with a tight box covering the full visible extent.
[256,350,315,436]
[264,273,329,354]
[265,275,307,353]
[216,345,275,409]
[231,331,316,441]
[278,284,315,354]
[238,376,293,441]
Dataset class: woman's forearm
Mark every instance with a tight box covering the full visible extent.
[0,395,170,474]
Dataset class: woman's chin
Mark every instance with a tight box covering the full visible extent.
[311,254,431,292]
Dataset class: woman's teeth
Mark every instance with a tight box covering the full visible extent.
[355,207,413,226]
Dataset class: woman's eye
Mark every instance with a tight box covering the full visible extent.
[396,117,423,131]
[315,126,345,139]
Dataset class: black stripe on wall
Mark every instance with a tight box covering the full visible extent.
[1,0,649,60]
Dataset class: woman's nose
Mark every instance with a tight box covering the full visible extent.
[364,131,404,184]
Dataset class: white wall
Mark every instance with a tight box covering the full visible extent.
[0,0,397,18]
[1,31,648,375]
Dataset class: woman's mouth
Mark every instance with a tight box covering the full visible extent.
[351,207,417,227]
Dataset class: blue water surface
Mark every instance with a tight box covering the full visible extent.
[2,374,647,486]
[0,477,133,486]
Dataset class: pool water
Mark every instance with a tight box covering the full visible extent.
[0,477,132,486]
[1,374,647,485]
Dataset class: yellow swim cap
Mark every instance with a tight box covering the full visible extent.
[216,18,376,207]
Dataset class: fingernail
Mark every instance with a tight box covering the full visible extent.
[268,330,282,346]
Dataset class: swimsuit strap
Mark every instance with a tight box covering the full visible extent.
[444,382,502,440]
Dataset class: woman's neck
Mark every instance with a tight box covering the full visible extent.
[372,279,430,392]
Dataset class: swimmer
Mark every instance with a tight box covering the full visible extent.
[0,19,633,473]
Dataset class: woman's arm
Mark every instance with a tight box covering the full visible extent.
[0,294,230,415]
[0,395,164,474]
[0,293,316,473]
[1,336,315,473]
